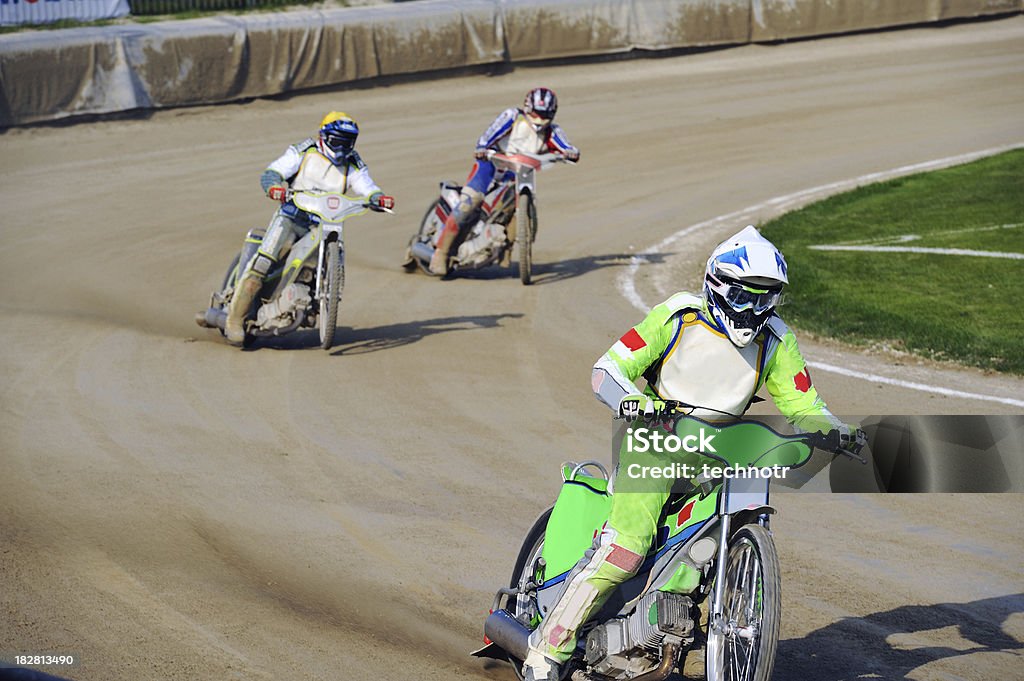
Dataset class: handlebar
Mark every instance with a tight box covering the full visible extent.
[629,399,867,464]
[483,150,574,169]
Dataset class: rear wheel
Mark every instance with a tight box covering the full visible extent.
[508,507,552,681]
[406,199,441,273]
[319,240,344,350]
[705,524,780,681]
[221,253,241,292]
[517,192,536,285]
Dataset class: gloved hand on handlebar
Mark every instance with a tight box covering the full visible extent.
[474,148,489,161]
[839,426,868,458]
[564,149,580,163]
[617,394,667,420]
[267,185,288,203]
[369,192,395,212]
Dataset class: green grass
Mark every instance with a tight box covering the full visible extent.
[761,148,1024,374]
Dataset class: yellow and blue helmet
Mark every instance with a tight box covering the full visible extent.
[318,111,359,165]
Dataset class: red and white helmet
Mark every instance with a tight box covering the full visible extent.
[523,87,558,132]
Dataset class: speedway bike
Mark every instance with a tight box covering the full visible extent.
[474,405,864,681]
[196,190,391,350]
[402,150,573,284]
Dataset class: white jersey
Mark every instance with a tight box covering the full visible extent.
[266,140,381,197]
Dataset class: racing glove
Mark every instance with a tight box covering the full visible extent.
[267,185,288,203]
[564,149,580,163]
[369,192,395,212]
[839,426,868,458]
[617,394,667,420]
[474,148,489,161]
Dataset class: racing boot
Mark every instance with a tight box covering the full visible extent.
[428,214,461,276]
[224,269,262,346]
[521,649,560,681]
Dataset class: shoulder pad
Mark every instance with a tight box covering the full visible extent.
[662,291,704,316]
[292,137,316,153]
[766,315,790,339]
[347,150,367,170]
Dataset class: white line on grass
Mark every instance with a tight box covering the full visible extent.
[617,143,1024,407]
[808,244,1024,259]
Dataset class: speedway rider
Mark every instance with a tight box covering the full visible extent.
[218,111,394,345]
[427,87,580,276]
[520,226,867,680]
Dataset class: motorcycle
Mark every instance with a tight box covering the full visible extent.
[196,190,392,350]
[402,150,573,284]
[474,406,864,681]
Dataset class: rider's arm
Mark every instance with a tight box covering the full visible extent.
[762,317,845,434]
[592,298,680,411]
[546,123,578,155]
[345,152,383,198]
[476,108,518,152]
[263,139,311,190]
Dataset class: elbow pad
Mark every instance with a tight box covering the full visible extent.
[260,169,285,194]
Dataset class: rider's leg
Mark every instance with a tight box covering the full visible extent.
[224,209,298,344]
[523,484,672,678]
[429,160,494,275]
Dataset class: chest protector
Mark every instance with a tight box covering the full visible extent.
[502,116,547,155]
[653,315,767,419]
[290,150,350,193]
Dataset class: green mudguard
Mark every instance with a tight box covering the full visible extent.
[540,469,611,582]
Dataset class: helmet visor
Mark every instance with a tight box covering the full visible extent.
[707,275,783,314]
[323,131,356,153]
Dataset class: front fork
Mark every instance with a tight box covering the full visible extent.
[709,513,732,637]
[314,227,343,301]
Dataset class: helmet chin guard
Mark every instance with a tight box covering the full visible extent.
[704,226,789,347]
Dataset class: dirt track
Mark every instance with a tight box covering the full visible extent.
[2,16,1023,681]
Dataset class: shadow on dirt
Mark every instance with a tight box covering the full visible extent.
[484,594,1024,680]
[415,252,671,285]
[773,593,1024,681]
[244,313,524,352]
[245,312,523,354]
[530,252,671,286]
[330,313,524,355]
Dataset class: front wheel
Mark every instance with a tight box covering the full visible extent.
[517,192,536,285]
[705,524,781,681]
[319,240,344,350]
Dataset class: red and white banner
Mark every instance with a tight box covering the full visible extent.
[1,0,129,26]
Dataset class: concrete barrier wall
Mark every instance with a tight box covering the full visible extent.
[0,0,1020,127]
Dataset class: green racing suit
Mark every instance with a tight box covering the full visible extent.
[532,291,848,664]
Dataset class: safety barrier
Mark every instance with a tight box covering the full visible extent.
[0,0,1020,126]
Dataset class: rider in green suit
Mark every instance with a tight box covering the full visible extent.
[522,226,865,680]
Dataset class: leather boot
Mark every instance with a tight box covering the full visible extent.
[429,215,461,276]
[224,270,262,345]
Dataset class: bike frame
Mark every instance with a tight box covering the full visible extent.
[290,191,370,303]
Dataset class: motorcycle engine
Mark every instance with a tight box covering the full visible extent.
[256,283,311,329]
[456,221,507,267]
[583,591,694,679]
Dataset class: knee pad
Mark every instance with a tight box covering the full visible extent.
[453,188,484,224]
[251,251,276,276]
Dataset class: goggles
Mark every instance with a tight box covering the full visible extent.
[323,132,356,152]
[707,274,783,314]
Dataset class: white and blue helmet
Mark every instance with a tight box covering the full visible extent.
[704,226,789,347]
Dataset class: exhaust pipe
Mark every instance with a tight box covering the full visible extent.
[410,240,435,264]
[483,609,531,661]
[202,307,227,330]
